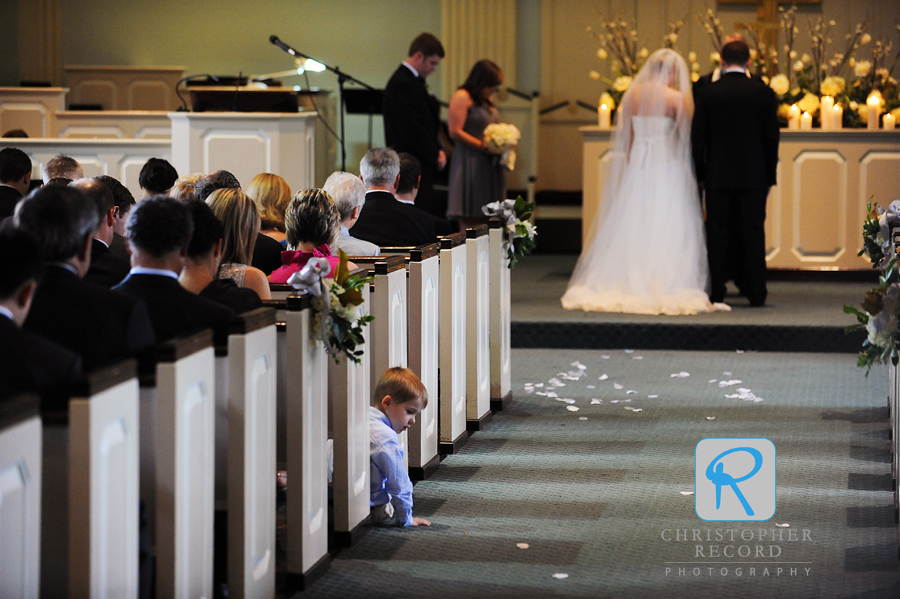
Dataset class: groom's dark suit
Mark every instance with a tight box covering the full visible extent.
[383,64,444,217]
[692,70,779,306]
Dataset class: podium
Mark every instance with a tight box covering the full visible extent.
[169,112,317,195]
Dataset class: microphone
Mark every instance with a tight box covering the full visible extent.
[269,35,296,56]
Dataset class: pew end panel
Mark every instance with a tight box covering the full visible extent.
[0,394,42,599]
[222,308,279,599]
[438,233,469,455]
[465,226,492,432]
[68,360,141,599]
[488,219,513,411]
[283,296,331,590]
[330,288,372,548]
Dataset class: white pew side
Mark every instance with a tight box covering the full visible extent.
[465,225,492,432]
[488,218,513,411]
[0,394,42,599]
[438,232,469,454]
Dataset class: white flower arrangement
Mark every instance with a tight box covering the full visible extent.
[482,196,537,268]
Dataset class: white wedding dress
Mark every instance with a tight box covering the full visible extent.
[561,113,729,315]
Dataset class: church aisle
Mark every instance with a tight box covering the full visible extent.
[295,349,898,599]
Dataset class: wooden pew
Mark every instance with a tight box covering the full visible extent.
[466,225,492,432]
[270,283,294,301]
[40,360,140,598]
[0,394,42,598]
[329,283,372,548]
[277,295,331,590]
[364,245,441,480]
[140,331,217,598]
[438,232,469,454]
[213,308,278,599]
[488,217,513,411]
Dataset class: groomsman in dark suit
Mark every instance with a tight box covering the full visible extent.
[73,178,131,288]
[692,39,780,307]
[113,196,234,344]
[383,32,447,218]
[15,185,156,371]
[351,147,451,248]
[0,227,82,401]
[0,147,31,220]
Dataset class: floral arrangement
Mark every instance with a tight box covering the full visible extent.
[483,123,522,170]
[287,249,374,364]
[846,200,900,372]
[482,195,537,268]
[587,7,900,128]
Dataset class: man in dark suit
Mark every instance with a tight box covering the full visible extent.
[14,185,156,372]
[0,227,82,401]
[0,147,31,220]
[97,175,136,263]
[351,148,451,248]
[113,196,234,344]
[692,39,780,307]
[73,178,131,288]
[383,32,447,218]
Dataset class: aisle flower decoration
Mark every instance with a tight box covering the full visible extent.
[482,195,537,268]
[287,249,374,364]
[857,200,900,269]
[845,259,900,373]
[483,123,522,170]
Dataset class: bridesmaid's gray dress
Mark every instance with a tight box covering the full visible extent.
[447,103,506,218]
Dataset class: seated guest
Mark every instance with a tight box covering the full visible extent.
[206,189,272,300]
[246,173,291,245]
[0,228,82,401]
[323,171,380,257]
[396,152,421,205]
[113,197,234,344]
[0,147,31,220]
[42,154,83,184]
[73,178,131,288]
[194,169,241,201]
[96,175,136,262]
[270,188,355,283]
[179,200,262,313]
[15,185,155,371]
[45,177,72,187]
[170,173,205,202]
[138,157,178,197]
[351,147,451,247]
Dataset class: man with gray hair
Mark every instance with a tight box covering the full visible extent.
[323,171,380,256]
[352,147,451,247]
[41,154,84,184]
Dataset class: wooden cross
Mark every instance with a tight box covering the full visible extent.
[718,0,820,75]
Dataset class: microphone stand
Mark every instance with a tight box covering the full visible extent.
[270,35,378,171]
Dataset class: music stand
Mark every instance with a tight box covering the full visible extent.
[343,89,384,150]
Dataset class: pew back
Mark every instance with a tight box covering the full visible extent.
[466,226,492,427]
[439,233,468,451]
[488,220,513,408]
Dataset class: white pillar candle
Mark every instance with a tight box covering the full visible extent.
[883,112,896,130]
[800,111,813,130]
[867,95,880,130]
[820,96,834,130]
[598,103,611,128]
[832,104,843,130]
[788,104,801,130]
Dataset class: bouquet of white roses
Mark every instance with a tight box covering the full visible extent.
[482,195,537,268]
[483,123,521,170]
[287,249,374,364]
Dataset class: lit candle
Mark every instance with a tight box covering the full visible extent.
[598,103,611,128]
[820,96,834,130]
[800,111,812,130]
[832,104,843,130]
[884,112,896,130]
[867,95,880,130]
[788,104,801,130]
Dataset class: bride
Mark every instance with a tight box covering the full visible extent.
[561,49,729,315]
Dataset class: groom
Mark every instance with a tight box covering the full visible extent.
[691,39,779,307]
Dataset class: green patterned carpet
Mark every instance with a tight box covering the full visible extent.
[295,348,899,599]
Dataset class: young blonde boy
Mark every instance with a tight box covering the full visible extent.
[369,367,431,527]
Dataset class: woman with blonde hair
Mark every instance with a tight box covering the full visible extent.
[269,188,356,283]
[246,173,292,245]
[206,188,272,300]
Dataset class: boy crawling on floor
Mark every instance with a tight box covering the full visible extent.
[369,367,432,527]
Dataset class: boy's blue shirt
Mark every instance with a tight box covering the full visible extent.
[369,406,414,526]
